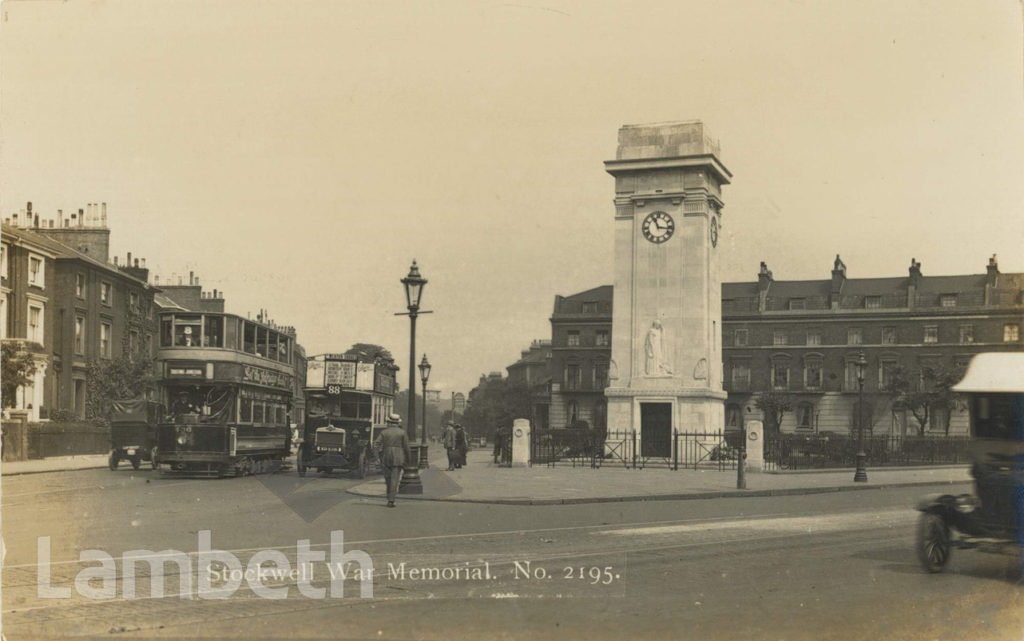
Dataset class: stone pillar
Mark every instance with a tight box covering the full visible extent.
[511,418,530,467]
[745,419,764,472]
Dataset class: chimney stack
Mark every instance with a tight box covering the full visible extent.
[101,202,107,227]
[757,261,773,312]
[829,255,847,309]
[907,258,923,309]
[984,254,1000,305]
[78,209,84,227]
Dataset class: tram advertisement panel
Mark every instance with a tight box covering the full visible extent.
[211,363,293,390]
[306,359,326,388]
[326,360,357,388]
[355,363,375,391]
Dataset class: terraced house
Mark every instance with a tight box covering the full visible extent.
[2,202,158,420]
[722,255,1024,437]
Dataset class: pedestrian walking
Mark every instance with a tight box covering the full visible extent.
[442,421,457,471]
[374,413,412,508]
[454,424,469,469]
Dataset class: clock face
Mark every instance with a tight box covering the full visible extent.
[710,216,719,248]
[641,211,674,244]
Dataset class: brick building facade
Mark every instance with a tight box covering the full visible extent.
[506,339,552,430]
[547,285,613,430]
[2,203,158,420]
[722,255,1024,437]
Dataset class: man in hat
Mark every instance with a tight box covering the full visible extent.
[442,421,457,471]
[374,413,413,507]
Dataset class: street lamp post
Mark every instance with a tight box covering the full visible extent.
[853,351,868,483]
[419,354,431,467]
[397,260,430,494]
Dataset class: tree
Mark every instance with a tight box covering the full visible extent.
[85,355,156,423]
[460,378,532,438]
[343,343,395,364]
[888,363,966,436]
[755,391,795,434]
[1,341,42,409]
[393,389,444,439]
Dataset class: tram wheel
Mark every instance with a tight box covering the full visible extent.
[917,512,951,573]
[108,452,119,471]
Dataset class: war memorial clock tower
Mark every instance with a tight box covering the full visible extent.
[604,121,732,457]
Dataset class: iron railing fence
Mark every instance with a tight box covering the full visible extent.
[494,430,513,467]
[528,429,741,470]
[531,429,604,468]
[763,432,972,471]
[672,430,738,471]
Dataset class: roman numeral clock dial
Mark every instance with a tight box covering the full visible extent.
[641,211,674,244]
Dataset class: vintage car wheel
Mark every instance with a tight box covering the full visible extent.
[108,452,119,471]
[917,512,952,573]
[356,451,368,479]
[130,456,142,471]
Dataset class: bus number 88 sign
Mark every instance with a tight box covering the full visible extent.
[326,384,342,396]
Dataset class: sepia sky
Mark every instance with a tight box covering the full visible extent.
[2,0,1022,396]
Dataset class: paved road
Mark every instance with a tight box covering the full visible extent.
[2,469,1020,640]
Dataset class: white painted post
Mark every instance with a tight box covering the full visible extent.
[511,418,530,467]
[746,420,764,472]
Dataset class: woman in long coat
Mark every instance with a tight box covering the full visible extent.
[453,424,469,469]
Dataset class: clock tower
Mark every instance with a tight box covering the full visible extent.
[604,121,732,455]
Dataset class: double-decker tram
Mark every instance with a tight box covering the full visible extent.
[154,311,299,477]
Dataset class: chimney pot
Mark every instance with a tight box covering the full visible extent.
[26,201,32,214]
[114,256,119,266]
[134,258,139,268]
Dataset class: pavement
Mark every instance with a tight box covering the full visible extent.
[1,448,972,502]
[1,453,111,475]
[346,447,973,505]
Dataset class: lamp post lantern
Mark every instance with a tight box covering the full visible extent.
[419,354,431,447]
[401,261,426,441]
[397,260,431,494]
[853,351,868,483]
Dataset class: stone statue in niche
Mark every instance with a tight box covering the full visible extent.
[693,358,708,380]
[644,319,673,376]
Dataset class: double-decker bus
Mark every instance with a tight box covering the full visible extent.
[297,354,397,477]
[154,311,299,477]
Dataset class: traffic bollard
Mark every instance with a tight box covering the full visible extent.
[737,449,747,489]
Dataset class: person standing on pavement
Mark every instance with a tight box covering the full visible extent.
[374,413,412,508]
[442,421,457,471]
[454,424,469,469]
